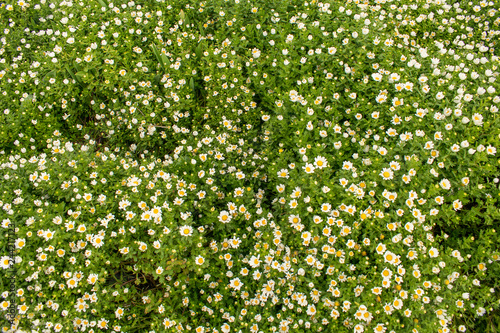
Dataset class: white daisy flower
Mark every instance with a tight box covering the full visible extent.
[179,225,194,236]
[303,163,315,174]
[380,168,394,180]
[314,156,328,169]
[229,278,243,290]
[439,179,451,190]
[218,211,232,223]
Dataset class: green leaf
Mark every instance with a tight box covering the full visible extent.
[195,43,202,60]
[149,44,159,59]
[161,54,170,67]
[75,71,86,78]
[150,44,165,72]
[153,74,162,86]
[65,65,84,87]
[198,22,205,36]
[42,70,57,83]
[97,0,107,9]
[190,77,195,93]
[73,61,81,72]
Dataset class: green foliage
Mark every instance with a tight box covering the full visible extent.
[0,0,499,332]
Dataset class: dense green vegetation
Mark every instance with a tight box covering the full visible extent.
[0,0,499,332]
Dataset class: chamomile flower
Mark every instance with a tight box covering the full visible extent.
[179,225,194,236]
[428,247,440,258]
[303,163,315,174]
[314,156,328,169]
[229,277,243,290]
[0,256,12,269]
[288,215,301,225]
[277,169,289,178]
[379,168,393,180]
[439,179,451,190]
[218,210,232,223]
[43,229,55,241]
[321,203,332,213]
[248,255,261,268]
[452,199,463,211]
[195,256,205,265]
[91,235,104,248]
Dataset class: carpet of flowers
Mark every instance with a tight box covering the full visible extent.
[0,0,500,332]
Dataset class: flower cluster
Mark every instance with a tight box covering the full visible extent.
[0,0,499,333]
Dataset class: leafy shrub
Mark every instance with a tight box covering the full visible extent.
[0,0,499,333]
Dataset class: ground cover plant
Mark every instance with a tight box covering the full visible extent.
[0,0,500,332]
